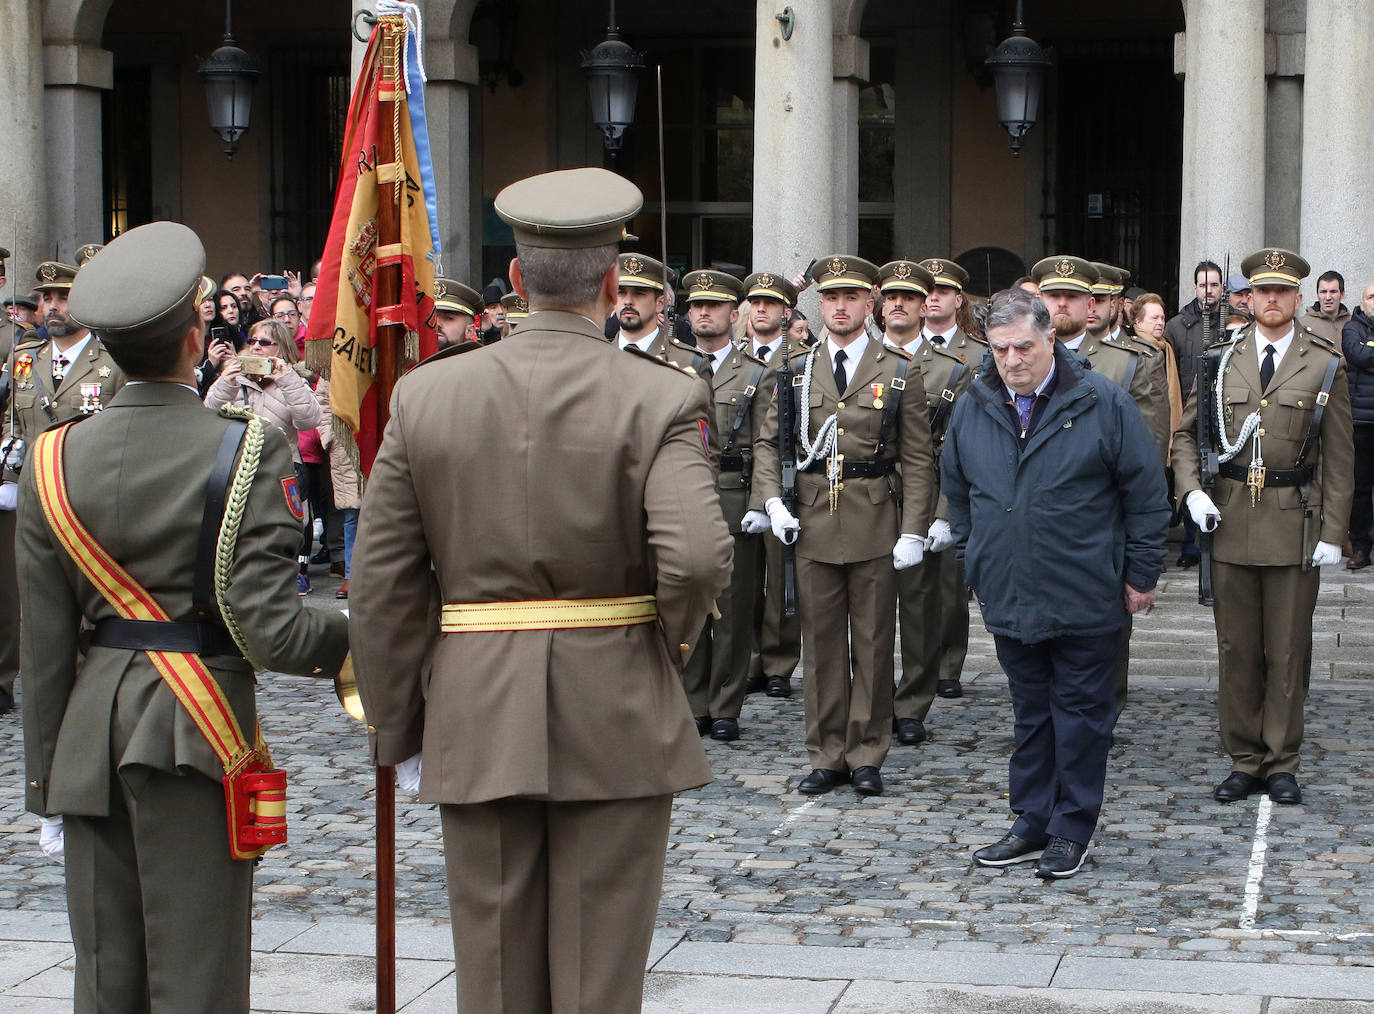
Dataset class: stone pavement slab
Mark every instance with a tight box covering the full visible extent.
[0,939,72,990]
[643,972,847,1012]
[834,981,1264,1013]
[1053,957,1374,1000]
[248,953,449,1013]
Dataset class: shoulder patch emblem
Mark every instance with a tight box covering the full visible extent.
[281,476,305,520]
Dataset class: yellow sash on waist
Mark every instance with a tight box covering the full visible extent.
[440,595,657,632]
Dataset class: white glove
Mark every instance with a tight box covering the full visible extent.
[925,518,954,553]
[0,482,16,512]
[39,816,64,862]
[764,497,800,545]
[893,533,926,570]
[740,509,770,535]
[1311,541,1342,567]
[1185,490,1221,533]
[395,753,422,795]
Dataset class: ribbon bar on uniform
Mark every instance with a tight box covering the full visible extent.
[440,595,658,632]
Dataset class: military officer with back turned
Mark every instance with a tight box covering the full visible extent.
[1173,247,1353,806]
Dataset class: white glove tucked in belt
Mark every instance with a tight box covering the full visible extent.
[1185,490,1221,533]
[740,509,770,535]
[764,497,800,545]
[892,533,926,570]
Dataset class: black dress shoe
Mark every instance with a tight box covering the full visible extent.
[894,717,927,745]
[1213,771,1263,802]
[1348,548,1371,571]
[1267,772,1302,804]
[797,768,849,794]
[936,679,963,699]
[1035,836,1089,879]
[852,766,883,796]
[766,675,793,698]
[1177,553,1200,569]
[694,716,711,736]
[710,717,740,741]
[972,831,1046,867]
[744,675,767,695]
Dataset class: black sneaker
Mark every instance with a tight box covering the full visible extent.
[972,831,1046,867]
[1035,836,1088,879]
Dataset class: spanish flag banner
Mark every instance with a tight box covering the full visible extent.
[306,1,441,477]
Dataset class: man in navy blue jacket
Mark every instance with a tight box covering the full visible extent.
[942,287,1169,879]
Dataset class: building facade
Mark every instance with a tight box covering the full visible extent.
[2,0,1369,313]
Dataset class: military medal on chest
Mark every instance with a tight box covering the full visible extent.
[78,383,104,414]
[871,382,884,410]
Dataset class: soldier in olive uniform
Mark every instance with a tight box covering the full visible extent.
[614,254,693,363]
[0,246,16,714]
[432,277,482,349]
[19,222,350,1014]
[1091,262,1171,462]
[500,291,530,333]
[351,168,730,1014]
[679,269,771,740]
[881,260,976,744]
[749,255,937,797]
[1173,248,1353,806]
[917,258,987,357]
[742,272,804,700]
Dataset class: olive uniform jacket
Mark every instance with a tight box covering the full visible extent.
[20,383,349,817]
[751,338,937,565]
[350,310,731,805]
[3,336,126,484]
[707,341,772,534]
[891,336,975,519]
[1172,324,1354,567]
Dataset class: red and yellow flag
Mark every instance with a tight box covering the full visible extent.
[306,9,440,477]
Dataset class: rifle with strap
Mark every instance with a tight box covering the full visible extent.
[776,330,798,618]
[1195,347,1221,605]
[31,422,285,861]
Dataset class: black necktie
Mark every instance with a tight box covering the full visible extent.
[757,344,771,362]
[930,334,945,346]
[833,349,848,395]
[1260,344,1276,391]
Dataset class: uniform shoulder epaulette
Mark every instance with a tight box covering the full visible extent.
[668,336,702,356]
[15,335,44,351]
[625,343,695,377]
[1123,335,1158,356]
[1101,333,1143,356]
[929,342,966,365]
[882,344,912,361]
[963,331,989,346]
[1298,323,1339,354]
[413,339,484,369]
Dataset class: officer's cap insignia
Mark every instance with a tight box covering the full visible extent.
[893,263,911,280]
[1055,259,1074,277]
[39,264,57,282]
[928,260,944,275]
[434,281,447,298]
[694,276,714,291]
[624,256,644,275]
[827,258,847,277]
[1265,250,1285,270]
[757,273,775,288]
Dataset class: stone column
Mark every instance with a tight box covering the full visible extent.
[831,32,868,254]
[424,36,479,282]
[752,0,833,282]
[1175,0,1265,303]
[0,0,48,275]
[42,41,111,259]
[1300,0,1374,301]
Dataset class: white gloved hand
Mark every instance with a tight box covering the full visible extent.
[0,482,17,512]
[395,753,423,795]
[925,518,954,553]
[893,533,926,570]
[740,509,770,535]
[1311,541,1342,568]
[764,497,800,546]
[1186,490,1221,533]
[39,816,64,862]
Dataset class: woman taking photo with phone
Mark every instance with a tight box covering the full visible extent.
[204,317,323,593]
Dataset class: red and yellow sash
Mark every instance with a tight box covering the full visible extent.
[32,425,286,860]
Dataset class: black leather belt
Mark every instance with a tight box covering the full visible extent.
[719,452,746,473]
[803,458,896,479]
[90,618,243,657]
[1218,461,1313,487]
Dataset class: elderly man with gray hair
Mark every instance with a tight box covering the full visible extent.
[941,287,1169,879]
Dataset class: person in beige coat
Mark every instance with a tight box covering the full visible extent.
[349,168,732,1014]
[314,378,361,598]
[203,318,322,462]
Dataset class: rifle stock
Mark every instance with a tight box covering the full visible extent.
[777,333,799,618]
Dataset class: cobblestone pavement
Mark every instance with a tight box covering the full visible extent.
[4,550,1374,971]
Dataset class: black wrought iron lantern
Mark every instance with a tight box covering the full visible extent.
[581,1,644,151]
[984,0,1052,155]
[198,0,260,159]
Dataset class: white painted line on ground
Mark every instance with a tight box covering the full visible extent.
[770,799,818,836]
[1238,795,1273,930]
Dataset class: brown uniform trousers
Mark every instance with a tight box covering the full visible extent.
[753,338,936,771]
[351,313,731,1014]
[892,338,974,723]
[1172,325,1353,776]
[681,344,771,721]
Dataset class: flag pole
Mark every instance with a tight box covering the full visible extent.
[657,64,668,292]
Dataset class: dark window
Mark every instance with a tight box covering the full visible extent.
[102,66,154,239]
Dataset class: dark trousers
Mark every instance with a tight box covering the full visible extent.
[993,630,1122,847]
[1349,425,1374,554]
[0,508,17,697]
